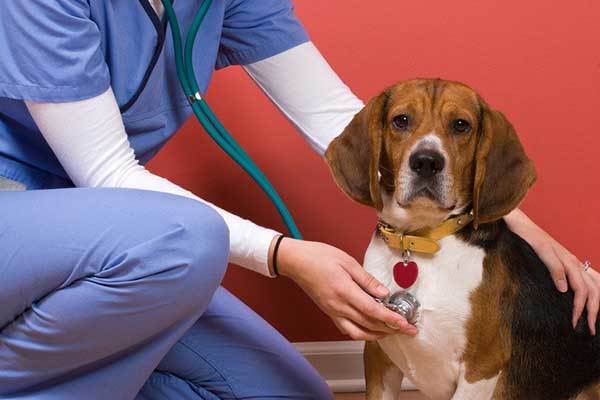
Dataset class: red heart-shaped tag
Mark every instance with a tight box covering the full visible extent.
[393,261,419,288]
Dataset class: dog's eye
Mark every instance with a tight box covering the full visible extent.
[392,115,410,131]
[452,119,471,133]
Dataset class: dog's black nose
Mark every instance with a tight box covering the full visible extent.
[409,150,445,178]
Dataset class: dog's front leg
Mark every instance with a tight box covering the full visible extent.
[364,341,404,400]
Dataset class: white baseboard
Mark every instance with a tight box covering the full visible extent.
[294,340,416,393]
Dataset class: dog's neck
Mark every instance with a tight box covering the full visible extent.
[377,190,469,233]
[375,189,510,254]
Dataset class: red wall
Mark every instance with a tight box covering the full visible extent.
[148,0,600,342]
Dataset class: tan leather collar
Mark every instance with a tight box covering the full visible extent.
[376,211,474,254]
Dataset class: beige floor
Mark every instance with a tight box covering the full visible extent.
[335,392,427,400]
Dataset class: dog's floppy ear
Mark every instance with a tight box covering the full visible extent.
[325,92,387,210]
[472,106,536,228]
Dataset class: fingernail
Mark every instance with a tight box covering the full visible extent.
[557,279,568,293]
[376,285,389,297]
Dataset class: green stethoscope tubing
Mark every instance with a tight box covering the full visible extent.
[160,0,302,239]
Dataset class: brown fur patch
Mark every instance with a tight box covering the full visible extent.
[364,341,403,400]
[462,251,517,385]
[325,92,388,209]
[471,109,536,228]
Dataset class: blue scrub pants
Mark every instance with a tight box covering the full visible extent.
[0,188,332,400]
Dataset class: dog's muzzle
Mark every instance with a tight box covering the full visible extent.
[401,148,449,205]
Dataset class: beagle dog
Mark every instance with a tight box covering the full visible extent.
[325,79,600,400]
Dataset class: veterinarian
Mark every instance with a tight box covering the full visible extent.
[0,1,597,399]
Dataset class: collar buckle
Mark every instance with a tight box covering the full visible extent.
[376,221,400,242]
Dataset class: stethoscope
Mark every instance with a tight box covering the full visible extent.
[160,0,421,319]
[160,0,302,239]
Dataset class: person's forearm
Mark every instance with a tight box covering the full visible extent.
[243,41,364,155]
[504,208,539,242]
[25,87,280,276]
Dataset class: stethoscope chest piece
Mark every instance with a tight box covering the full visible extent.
[376,291,420,325]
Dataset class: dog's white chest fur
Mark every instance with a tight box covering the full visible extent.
[364,233,487,400]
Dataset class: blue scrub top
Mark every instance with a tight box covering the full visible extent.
[0,0,308,189]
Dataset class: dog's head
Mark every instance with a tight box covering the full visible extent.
[325,79,536,231]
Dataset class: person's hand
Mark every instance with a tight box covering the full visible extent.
[505,209,599,334]
[272,237,417,340]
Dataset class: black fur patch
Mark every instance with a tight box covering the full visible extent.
[460,220,600,399]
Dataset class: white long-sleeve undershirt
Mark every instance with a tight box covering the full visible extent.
[25,41,364,276]
[243,42,364,155]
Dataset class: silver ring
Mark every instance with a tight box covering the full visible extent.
[402,249,411,265]
[583,260,592,272]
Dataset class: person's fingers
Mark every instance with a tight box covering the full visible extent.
[537,242,568,293]
[347,287,417,335]
[337,304,399,334]
[560,253,588,328]
[335,317,386,341]
[581,271,599,335]
[584,267,600,334]
[343,260,389,298]
[340,302,418,335]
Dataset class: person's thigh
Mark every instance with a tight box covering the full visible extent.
[137,287,333,400]
[0,188,229,399]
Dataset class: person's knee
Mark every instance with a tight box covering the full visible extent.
[157,198,230,311]
[99,190,230,316]
[177,200,230,285]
